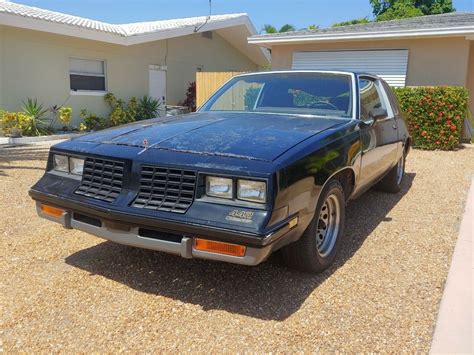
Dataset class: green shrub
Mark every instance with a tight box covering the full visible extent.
[0,111,31,136]
[79,93,161,132]
[21,98,52,136]
[79,109,107,132]
[393,86,469,150]
[104,93,139,126]
[58,106,73,126]
[137,95,161,119]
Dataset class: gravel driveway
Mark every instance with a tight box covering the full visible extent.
[1,143,473,352]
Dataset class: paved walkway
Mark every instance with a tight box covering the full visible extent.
[430,178,473,354]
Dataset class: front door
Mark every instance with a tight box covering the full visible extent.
[357,77,399,189]
[149,65,166,116]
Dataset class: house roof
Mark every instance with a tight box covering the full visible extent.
[0,1,269,65]
[248,12,474,47]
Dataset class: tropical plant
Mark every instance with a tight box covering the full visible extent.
[58,106,73,126]
[137,95,161,120]
[104,93,138,126]
[21,98,51,136]
[179,81,197,112]
[0,111,31,136]
[262,24,277,34]
[79,109,107,131]
[279,24,296,32]
[307,24,320,31]
[261,24,296,34]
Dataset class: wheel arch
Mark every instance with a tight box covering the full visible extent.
[320,167,356,202]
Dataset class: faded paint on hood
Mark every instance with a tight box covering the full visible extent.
[75,112,347,161]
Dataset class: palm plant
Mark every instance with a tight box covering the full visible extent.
[262,24,296,34]
[262,24,278,34]
[279,24,296,32]
[138,95,161,120]
[21,98,50,136]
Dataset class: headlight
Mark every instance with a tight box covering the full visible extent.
[237,180,266,203]
[69,157,84,176]
[206,176,233,199]
[53,154,69,172]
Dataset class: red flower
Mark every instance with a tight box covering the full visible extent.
[436,141,441,145]
[421,131,428,137]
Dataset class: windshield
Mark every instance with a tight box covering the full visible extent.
[200,72,354,118]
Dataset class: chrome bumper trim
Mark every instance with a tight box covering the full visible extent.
[36,202,272,266]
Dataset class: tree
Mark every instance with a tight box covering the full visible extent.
[332,17,370,27]
[261,24,296,34]
[262,24,277,34]
[307,24,319,30]
[279,24,296,32]
[370,0,454,21]
[376,1,423,21]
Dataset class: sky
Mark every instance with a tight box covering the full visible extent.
[7,0,474,31]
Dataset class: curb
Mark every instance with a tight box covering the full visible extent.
[0,133,80,145]
[430,178,473,354]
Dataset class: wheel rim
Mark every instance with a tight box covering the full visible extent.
[316,194,341,257]
[396,154,405,186]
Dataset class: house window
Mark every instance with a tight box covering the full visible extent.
[70,58,106,92]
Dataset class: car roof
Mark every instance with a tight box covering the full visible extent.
[234,70,381,79]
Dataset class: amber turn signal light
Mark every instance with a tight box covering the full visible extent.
[40,204,65,218]
[194,238,246,257]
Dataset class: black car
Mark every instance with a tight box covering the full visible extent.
[30,71,411,273]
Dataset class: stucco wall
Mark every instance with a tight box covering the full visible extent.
[270,37,471,87]
[0,26,257,125]
[467,41,474,114]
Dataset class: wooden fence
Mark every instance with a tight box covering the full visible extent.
[196,71,244,108]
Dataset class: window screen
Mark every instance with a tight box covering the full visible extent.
[70,58,106,91]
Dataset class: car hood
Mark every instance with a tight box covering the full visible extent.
[75,112,347,162]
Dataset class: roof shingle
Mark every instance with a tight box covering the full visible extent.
[251,12,474,40]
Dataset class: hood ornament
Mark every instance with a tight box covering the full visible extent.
[138,138,151,155]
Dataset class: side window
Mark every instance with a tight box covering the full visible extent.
[359,78,383,120]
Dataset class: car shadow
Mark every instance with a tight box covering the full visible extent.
[65,173,415,321]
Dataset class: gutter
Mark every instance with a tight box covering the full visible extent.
[248,26,474,47]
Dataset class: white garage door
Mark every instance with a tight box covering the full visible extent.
[292,49,409,87]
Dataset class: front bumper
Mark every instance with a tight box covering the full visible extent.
[33,197,299,266]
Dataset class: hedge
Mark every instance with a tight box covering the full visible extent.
[393,86,469,150]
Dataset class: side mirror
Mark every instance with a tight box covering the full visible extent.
[369,108,388,121]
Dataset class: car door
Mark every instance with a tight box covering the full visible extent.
[357,76,399,189]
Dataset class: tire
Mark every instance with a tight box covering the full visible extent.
[376,153,405,193]
[282,180,345,273]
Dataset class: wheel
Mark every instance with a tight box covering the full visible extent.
[282,180,345,273]
[376,153,405,193]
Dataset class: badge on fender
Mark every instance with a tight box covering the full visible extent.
[226,209,254,224]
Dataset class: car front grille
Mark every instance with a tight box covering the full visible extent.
[132,165,197,213]
[74,157,124,203]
